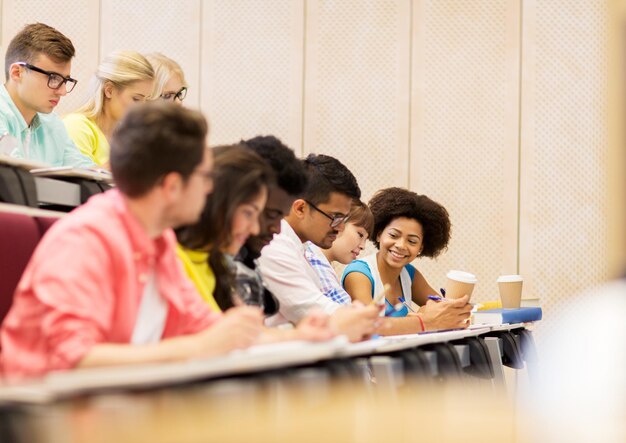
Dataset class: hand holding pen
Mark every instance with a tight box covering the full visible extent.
[427,293,479,308]
[426,288,447,302]
[420,294,473,330]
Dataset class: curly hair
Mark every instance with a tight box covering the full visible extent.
[241,135,307,197]
[369,187,451,258]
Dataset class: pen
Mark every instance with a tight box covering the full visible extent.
[428,294,478,308]
[439,288,446,297]
[398,296,417,313]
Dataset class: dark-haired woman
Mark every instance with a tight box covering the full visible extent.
[343,187,471,332]
[177,144,277,313]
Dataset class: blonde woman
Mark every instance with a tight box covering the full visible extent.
[146,53,187,105]
[63,50,154,166]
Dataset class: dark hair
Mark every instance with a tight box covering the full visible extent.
[302,154,361,205]
[348,200,374,238]
[176,145,274,311]
[241,135,307,196]
[5,23,75,79]
[369,187,451,258]
[110,102,208,197]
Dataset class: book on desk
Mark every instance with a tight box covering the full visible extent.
[472,307,542,325]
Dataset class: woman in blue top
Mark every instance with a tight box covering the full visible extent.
[342,187,471,333]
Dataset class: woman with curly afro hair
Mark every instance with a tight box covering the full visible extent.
[342,187,471,333]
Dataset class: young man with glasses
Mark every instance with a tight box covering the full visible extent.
[0,23,93,167]
[240,140,379,341]
[258,153,368,325]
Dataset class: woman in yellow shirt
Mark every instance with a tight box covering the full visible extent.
[64,50,154,166]
[176,145,273,312]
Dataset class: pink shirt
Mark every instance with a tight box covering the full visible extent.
[1,190,220,378]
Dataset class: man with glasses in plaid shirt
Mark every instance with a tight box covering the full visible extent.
[258,153,379,332]
[0,23,93,167]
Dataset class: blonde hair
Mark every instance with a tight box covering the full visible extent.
[145,52,187,99]
[75,50,154,118]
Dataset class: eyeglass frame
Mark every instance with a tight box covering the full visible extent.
[16,62,78,92]
[304,200,350,229]
[160,86,187,102]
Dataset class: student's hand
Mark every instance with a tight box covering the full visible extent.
[419,294,472,330]
[293,310,336,342]
[330,303,380,342]
[194,306,264,357]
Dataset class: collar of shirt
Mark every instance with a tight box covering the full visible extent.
[280,219,306,256]
[0,84,41,131]
[304,241,334,270]
[108,189,170,263]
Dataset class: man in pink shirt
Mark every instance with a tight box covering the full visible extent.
[1,103,264,378]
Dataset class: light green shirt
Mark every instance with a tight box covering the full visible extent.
[64,113,110,166]
[0,85,93,168]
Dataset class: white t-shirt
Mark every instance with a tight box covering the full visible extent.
[131,270,169,345]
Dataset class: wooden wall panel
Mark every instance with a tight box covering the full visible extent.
[519,0,610,336]
[100,0,202,109]
[410,0,521,302]
[303,0,411,201]
[200,0,304,150]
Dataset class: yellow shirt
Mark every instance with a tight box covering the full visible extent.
[175,244,222,313]
[63,113,110,166]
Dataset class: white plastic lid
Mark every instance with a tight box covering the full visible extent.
[497,274,523,283]
[446,270,477,284]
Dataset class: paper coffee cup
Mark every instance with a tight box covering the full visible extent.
[445,270,477,300]
[497,275,523,308]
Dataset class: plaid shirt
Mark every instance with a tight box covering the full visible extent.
[304,242,352,305]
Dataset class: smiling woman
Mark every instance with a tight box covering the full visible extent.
[63,50,155,166]
[342,187,451,317]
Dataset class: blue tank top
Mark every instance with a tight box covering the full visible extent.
[342,258,416,317]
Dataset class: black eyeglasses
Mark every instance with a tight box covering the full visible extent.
[305,200,350,229]
[160,86,187,102]
[17,62,77,92]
